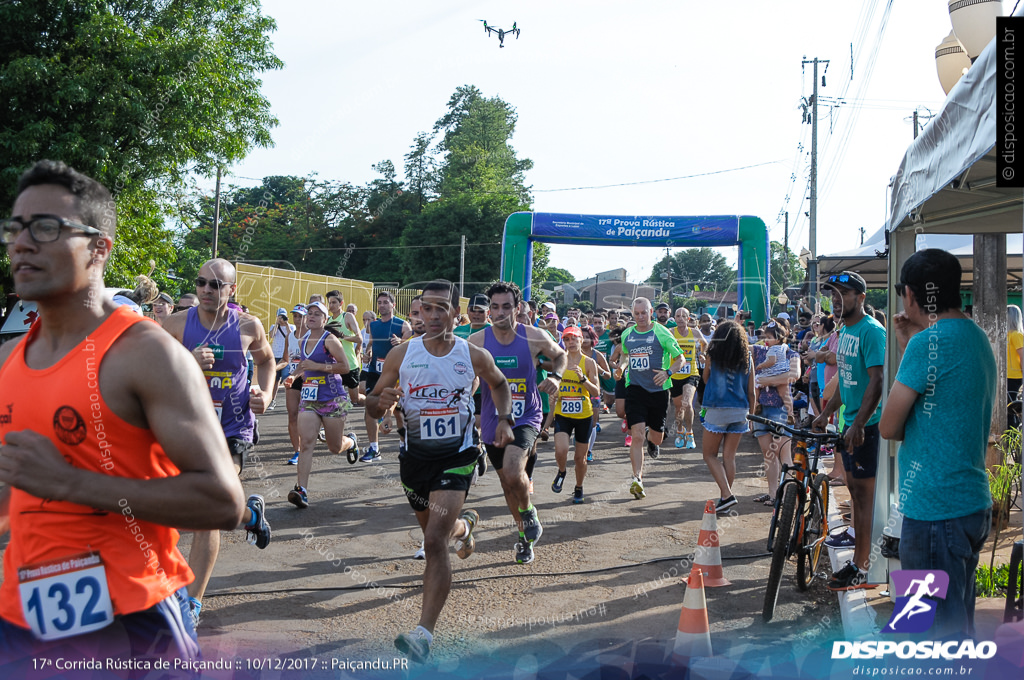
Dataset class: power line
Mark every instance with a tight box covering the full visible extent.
[533,160,784,192]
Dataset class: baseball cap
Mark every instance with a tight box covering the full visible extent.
[156,292,173,305]
[823,271,867,294]
[292,304,307,315]
[542,312,558,321]
[469,293,489,311]
[562,326,582,338]
[655,302,670,310]
[777,312,791,320]
[277,307,288,317]
[308,301,328,316]
[541,301,556,310]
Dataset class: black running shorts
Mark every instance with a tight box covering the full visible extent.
[399,447,478,512]
[553,414,592,444]
[485,425,539,471]
[624,384,670,433]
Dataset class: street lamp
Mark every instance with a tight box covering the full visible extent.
[948,0,1001,60]
[936,31,971,95]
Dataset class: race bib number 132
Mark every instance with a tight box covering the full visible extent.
[19,553,113,641]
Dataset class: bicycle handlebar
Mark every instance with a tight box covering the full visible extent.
[746,414,843,445]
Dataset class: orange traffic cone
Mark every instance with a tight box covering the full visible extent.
[685,499,731,587]
[673,565,713,660]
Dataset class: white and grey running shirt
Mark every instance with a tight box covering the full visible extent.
[399,337,476,459]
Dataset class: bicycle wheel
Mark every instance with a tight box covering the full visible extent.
[763,481,799,622]
[797,474,830,590]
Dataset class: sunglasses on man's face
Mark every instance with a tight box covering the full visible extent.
[195,276,234,290]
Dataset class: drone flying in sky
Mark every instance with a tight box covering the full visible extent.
[480,20,520,48]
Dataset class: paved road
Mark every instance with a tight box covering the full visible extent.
[175,401,842,675]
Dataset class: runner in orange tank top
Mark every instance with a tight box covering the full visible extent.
[0,161,244,664]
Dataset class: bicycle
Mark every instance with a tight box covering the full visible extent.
[747,414,844,622]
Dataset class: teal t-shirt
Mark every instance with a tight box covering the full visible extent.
[454,323,489,339]
[836,315,886,427]
[595,330,612,356]
[894,319,995,521]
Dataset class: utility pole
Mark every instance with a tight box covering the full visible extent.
[859,225,866,245]
[212,167,222,258]
[913,109,920,139]
[803,57,828,312]
[783,211,789,283]
[459,234,466,298]
[664,247,672,308]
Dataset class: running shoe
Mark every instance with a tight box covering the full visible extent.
[586,450,593,462]
[244,494,272,549]
[477,448,488,476]
[318,426,326,442]
[824,528,856,548]
[267,399,276,411]
[515,537,535,564]
[454,509,479,559]
[360,447,381,462]
[395,628,431,664]
[827,561,870,591]
[551,470,566,493]
[287,451,300,465]
[620,419,628,433]
[519,507,543,544]
[398,440,407,458]
[346,432,360,464]
[538,429,549,442]
[528,479,534,495]
[685,433,696,449]
[595,423,602,434]
[187,597,202,629]
[288,485,309,509]
[647,440,660,459]
[624,435,632,447]
[629,476,646,500]
[573,486,585,504]
[715,495,738,514]
[674,435,685,448]
[412,541,425,560]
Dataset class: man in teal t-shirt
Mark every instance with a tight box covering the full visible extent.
[813,271,885,592]
[880,249,995,639]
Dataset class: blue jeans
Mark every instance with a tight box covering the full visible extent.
[899,509,991,639]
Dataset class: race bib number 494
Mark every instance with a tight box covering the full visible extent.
[19,553,113,641]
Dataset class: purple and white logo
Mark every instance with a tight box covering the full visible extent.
[883,570,949,634]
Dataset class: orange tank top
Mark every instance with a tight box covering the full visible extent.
[0,306,193,628]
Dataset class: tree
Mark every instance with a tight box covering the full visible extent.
[531,242,551,285]
[649,248,736,298]
[865,289,887,311]
[404,132,437,213]
[0,0,283,295]
[541,267,575,285]
[769,241,805,299]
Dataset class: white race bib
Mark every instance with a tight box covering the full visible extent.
[19,553,113,641]
[213,400,223,420]
[301,385,319,401]
[561,398,584,415]
[288,361,299,374]
[375,359,384,373]
[420,407,458,440]
[629,353,650,371]
[497,396,526,420]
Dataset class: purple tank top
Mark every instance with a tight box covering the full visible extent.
[480,325,542,441]
[300,330,347,401]
[183,307,254,441]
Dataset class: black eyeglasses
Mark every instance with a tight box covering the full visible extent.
[1,215,104,244]
[195,277,234,290]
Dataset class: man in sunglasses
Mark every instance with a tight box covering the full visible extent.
[813,270,886,592]
[162,258,275,626]
[0,160,245,662]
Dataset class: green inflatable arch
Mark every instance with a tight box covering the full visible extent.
[500,212,771,325]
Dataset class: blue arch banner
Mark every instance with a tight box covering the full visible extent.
[531,213,742,247]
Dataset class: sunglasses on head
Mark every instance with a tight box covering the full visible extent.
[195,276,234,290]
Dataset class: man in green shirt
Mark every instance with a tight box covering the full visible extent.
[326,289,363,402]
[454,294,490,339]
[655,302,677,328]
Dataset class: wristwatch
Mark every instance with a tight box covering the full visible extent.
[549,372,562,380]
[498,413,515,424]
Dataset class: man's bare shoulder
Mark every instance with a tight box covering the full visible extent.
[160,310,189,340]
